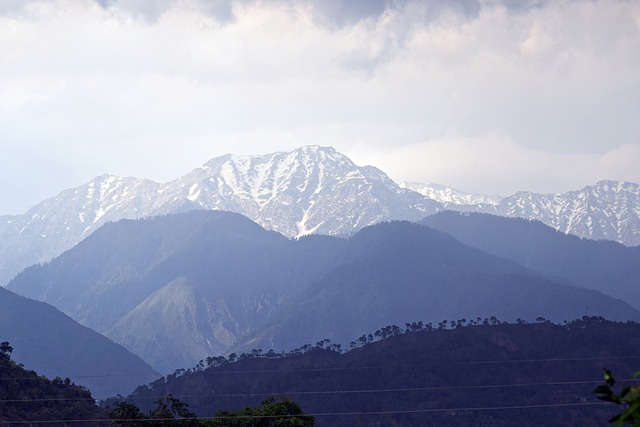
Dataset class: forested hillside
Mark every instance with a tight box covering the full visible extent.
[0,341,106,424]
[109,318,639,426]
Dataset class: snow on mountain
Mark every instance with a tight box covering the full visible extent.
[488,180,640,246]
[158,146,441,238]
[0,175,162,285]
[402,179,640,246]
[0,146,441,285]
[401,182,504,206]
[0,146,638,286]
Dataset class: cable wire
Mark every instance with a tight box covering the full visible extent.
[0,401,613,424]
[2,378,638,404]
[3,354,640,380]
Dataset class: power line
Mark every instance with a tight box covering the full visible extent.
[309,401,612,417]
[3,354,640,381]
[0,401,613,424]
[2,378,639,404]
[121,378,640,400]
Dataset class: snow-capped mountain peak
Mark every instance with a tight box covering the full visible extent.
[0,146,441,285]
[0,147,638,287]
[165,145,439,237]
[444,179,640,246]
[401,182,504,206]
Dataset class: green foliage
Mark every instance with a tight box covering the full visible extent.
[203,396,315,426]
[0,341,12,365]
[108,401,149,426]
[150,395,199,426]
[108,395,314,426]
[108,394,199,426]
[0,341,104,423]
[595,369,640,426]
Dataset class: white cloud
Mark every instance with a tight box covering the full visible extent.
[346,134,640,195]
[0,0,638,212]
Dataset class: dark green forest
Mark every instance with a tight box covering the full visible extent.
[0,341,107,425]
[0,338,314,426]
[105,317,640,426]
[5,318,640,425]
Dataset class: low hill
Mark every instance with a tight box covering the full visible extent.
[112,318,639,427]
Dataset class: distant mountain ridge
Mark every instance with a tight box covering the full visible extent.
[422,211,640,310]
[413,180,640,246]
[494,180,640,246]
[402,181,504,206]
[0,146,638,285]
[8,211,640,373]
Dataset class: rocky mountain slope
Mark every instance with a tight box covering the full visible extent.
[8,211,639,373]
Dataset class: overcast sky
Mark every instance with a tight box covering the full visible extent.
[1,0,639,214]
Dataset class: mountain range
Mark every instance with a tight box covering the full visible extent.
[0,146,440,285]
[8,210,640,373]
[3,144,639,415]
[0,146,639,287]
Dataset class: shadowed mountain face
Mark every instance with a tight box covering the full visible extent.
[8,211,346,372]
[238,221,640,353]
[0,286,158,399]
[422,211,640,310]
[8,211,640,373]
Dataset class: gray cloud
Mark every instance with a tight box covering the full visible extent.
[87,0,533,28]
[93,0,237,23]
